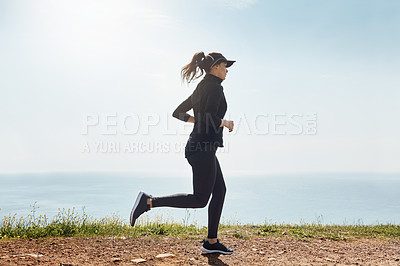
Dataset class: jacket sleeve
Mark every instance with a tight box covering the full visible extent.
[172,95,192,122]
[204,85,223,129]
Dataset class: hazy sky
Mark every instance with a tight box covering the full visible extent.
[1,0,399,176]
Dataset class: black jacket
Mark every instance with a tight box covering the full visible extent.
[172,73,228,148]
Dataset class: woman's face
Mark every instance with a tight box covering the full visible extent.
[210,62,228,80]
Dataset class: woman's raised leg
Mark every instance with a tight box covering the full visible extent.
[144,150,217,208]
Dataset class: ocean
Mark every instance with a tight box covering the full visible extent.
[1,172,399,226]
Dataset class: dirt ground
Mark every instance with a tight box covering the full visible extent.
[1,235,399,265]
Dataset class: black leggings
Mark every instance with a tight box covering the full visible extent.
[151,144,226,239]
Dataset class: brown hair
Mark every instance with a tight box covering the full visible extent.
[181,52,223,84]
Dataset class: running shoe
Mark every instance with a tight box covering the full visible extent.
[130,191,151,226]
[201,239,233,255]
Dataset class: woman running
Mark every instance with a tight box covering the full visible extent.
[130,51,235,255]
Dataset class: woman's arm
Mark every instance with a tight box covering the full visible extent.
[204,86,223,129]
[172,95,193,122]
[204,85,234,131]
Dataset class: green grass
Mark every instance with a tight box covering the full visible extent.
[0,203,206,239]
[1,204,399,241]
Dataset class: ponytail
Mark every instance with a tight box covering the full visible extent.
[181,51,213,84]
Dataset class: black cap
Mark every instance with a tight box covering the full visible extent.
[207,52,236,69]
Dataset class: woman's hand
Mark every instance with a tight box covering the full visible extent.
[187,116,195,123]
[221,119,234,132]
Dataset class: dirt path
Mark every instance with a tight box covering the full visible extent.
[1,235,399,265]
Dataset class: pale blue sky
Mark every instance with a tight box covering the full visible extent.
[1,0,399,175]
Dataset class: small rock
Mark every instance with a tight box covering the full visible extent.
[112,258,122,262]
[325,258,334,261]
[268,258,276,261]
[320,247,327,250]
[282,231,287,235]
[155,253,175,258]
[26,254,44,258]
[119,236,126,240]
[189,258,195,261]
[131,258,146,263]
[277,251,286,255]
[259,251,265,255]
[252,248,258,251]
